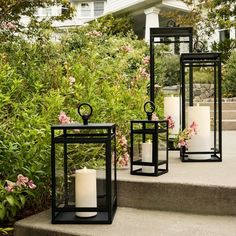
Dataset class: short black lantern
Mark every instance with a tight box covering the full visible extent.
[180,52,222,162]
[130,101,169,176]
[51,103,117,224]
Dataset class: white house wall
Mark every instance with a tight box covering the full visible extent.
[105,0,146,14]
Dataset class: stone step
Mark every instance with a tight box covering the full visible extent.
[221,111,236,120]
[222,120,236,130]
[210,111,236,120]
[14,207,236,236]
[200,102,236,110]
[14,131,236,236]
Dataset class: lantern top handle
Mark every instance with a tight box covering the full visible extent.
[78,103,93,125]
[144,101,155,121]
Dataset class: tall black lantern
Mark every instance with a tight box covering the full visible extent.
[51,103,117,224]
[149,26,193,150]
[130,101,169,176]
[180,53,222,162]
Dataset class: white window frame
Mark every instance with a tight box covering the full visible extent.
[78,1,105,18]
[79,2,93,18]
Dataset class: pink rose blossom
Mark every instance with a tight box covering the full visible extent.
[167,116,175,129]
[59,111,71,124]
[16,174,29,187]
[27,180,37,189]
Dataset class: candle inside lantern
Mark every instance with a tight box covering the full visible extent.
[75,167,97,217]
[164,95,180,135]
[142,140,154,173]
[187,104,211,159]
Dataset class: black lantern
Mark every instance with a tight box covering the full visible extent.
[51,103,117,224]
[180,53,222,162]
[149,27,193,150]
[130,101,169,176]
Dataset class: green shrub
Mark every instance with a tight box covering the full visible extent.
[211,39,236,62]
[0,22,150,224]
[153,48,180,87]
[223,50,236,97]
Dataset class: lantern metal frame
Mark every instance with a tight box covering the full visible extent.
[51,121,117,224]
[150,27,193,102]
[130,102,169,176]
[180,52,222,162]
[149,27,193,151]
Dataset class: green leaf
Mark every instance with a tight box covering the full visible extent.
[0,204,6,220]
[6,195,15,207]
[19,194,26,206]
[10,207,17,217]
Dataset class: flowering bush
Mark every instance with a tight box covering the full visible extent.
[0,16,152,228]
[116,131,129,168]
[0,175,36,233]
[174,121,198,148]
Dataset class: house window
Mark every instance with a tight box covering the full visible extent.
[79,1,105,18]
[41,7,52,17]
[80,2,92,17]
[94,2,104,17]
[219,29,230,41]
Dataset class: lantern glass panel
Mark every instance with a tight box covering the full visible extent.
[180,53,222,161]
[51,103,117,223]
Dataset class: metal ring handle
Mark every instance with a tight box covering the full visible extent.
[144,101,155,120]
[78,103,93,125]
[194,40,205,52]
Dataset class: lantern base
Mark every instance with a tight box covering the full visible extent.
[181,154,222,162]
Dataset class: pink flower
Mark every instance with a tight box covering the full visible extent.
[68,76,76,85]
[119,136,127,147]
[86,30,102,37]
[27,180,36,189]
[139,68,149,78]
[121,45,133,53]
[167,116,175,129]
[142,56,150,65]
[151,113,159,121]
[1,21,17,31]
[5,180,16,192]
[16,174,29,187]
[123,152,129,162]
[59,111,71,124]
[178,139,188,148]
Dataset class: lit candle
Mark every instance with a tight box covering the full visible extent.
[75,167,97,217]
[142,140,154,173]
[187,104,211,159]
[164,95,180,135]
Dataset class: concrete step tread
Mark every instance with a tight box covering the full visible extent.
[222,110,236,112]
[15,208,236,236]
[222,120,236,122]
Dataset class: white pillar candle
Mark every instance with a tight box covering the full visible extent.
[142,141,154,173]
[187,104,211,159]
[75,167,97,217]
[164,96,180,135]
